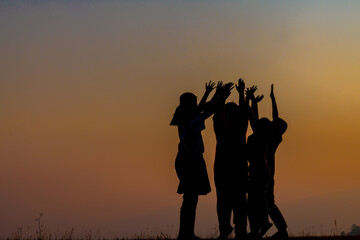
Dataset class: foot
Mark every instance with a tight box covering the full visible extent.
[247,232,261,240]
[260,222,273,236]
[217,226,233,240]
[235,232,248,240]
[178,234,202,240]
[193,235,202,240]
[270,230,288,240]
[217,234,231,240]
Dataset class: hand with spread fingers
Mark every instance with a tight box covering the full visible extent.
[246,85,257,100]
[254,94,264,103]
[235,78,245,93]
[206,80,216,93]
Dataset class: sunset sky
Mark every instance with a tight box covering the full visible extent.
[1,0,360,238]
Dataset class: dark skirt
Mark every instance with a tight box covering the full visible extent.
[175,151,211,195]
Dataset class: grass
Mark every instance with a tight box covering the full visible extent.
[4,214,359,240]
[5,234,360,240]
[5,237,360,240]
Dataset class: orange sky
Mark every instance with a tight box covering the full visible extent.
[0,1,360,238]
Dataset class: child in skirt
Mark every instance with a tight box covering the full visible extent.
[170,81,216,240]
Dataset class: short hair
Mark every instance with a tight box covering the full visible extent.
[170,92,197,126]
[257,117,272,135]
[180,92,197,107]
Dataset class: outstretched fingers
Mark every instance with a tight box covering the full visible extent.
[255,94,264,103]
[235,78,245,93]
[246,85,257,100]
[206,80,216,92]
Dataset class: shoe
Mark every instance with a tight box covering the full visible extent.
[270,230,288,240]
[260,222,273,236]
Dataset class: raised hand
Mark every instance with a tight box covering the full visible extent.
[249,85,257,93]
[270,83,279,120]
[224,82,234,91]
[206,81,216,93]
[245,85,257,100]
[211,81,222,97]
[199,81,216,111]
[235,78,245,93]
[270,84,275,99]
[222,82,234,99]
[254,94,264,103]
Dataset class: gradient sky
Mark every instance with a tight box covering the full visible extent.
[1,0,360,238]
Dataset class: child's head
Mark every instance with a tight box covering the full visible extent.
[224,102,240,126]
[256,117,272,140]
[170,92,198,126]
[180,92,197,110]
[276,118,288,134]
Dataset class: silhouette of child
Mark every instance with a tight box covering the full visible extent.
[246,87,273,239]
[170,81,216,240]
[266,84,288,239]
[212,80,249,240]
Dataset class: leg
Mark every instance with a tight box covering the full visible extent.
[233,191,247,240]
[178,193,199,240]
[248,183,269,239]
[259,184,272,236]
[267,181,288,238]
[247,187,260,238]
[267,181,287,230]
[216,186,233,239]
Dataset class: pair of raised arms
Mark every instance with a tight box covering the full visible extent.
[201,79,270,102]
[200,79,279,120]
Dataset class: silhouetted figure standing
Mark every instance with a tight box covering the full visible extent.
[213,79,249,240]
[170,81,216,240]
[246,87,272,239]
[266,84,288,239]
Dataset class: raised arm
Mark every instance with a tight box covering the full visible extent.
[213,81,232,106]
[235,78,246,108]
[210,81,223,104]
[270,84,279,121]
[222,82,234,100]
[201,81,229,120]
[246,86,260,119]
[213,81,223,106]
[246,86,263,132]
[253,94,264,118]
[198,80,215,111]
[246,86,257,131]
